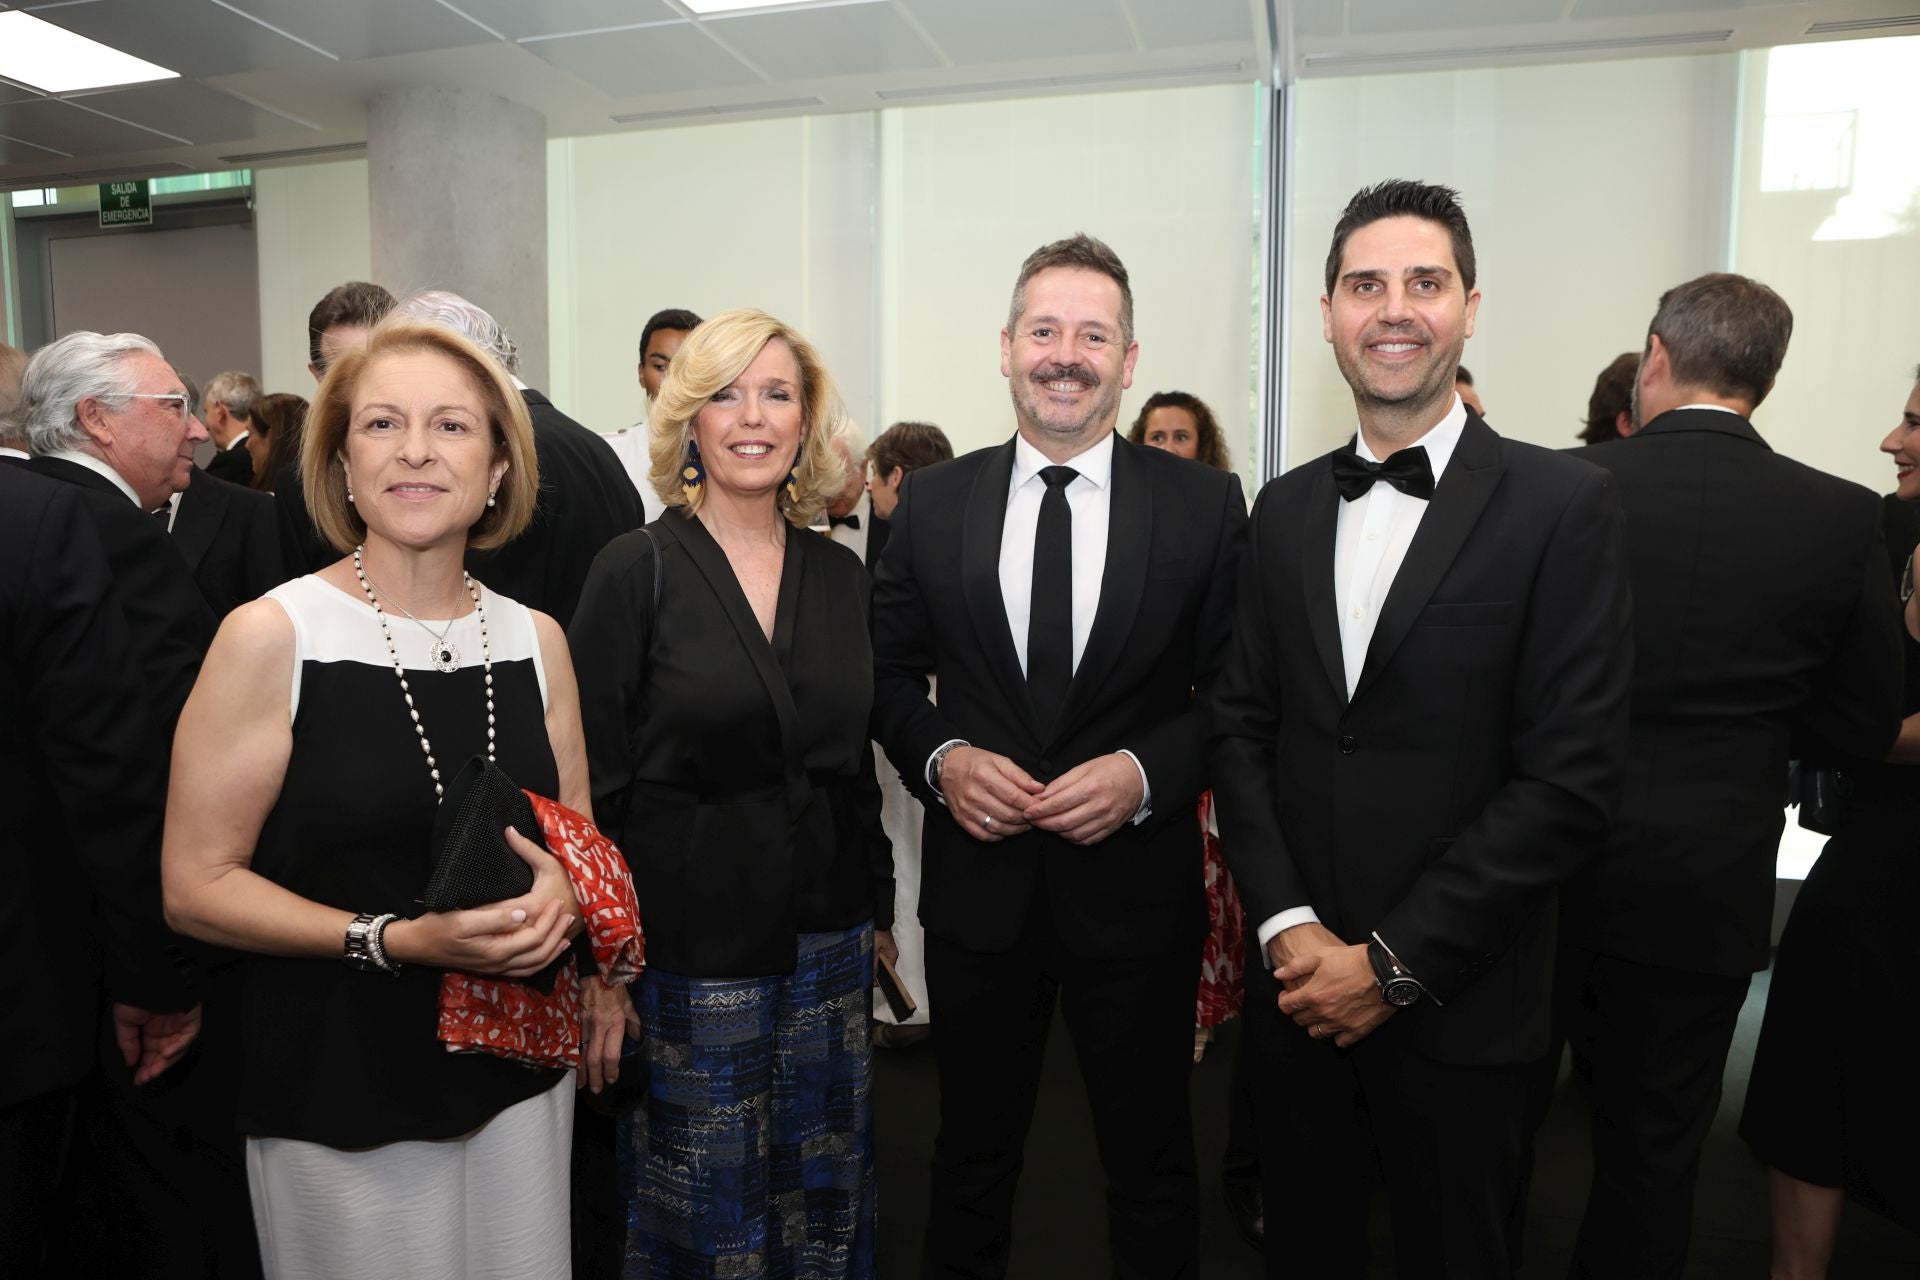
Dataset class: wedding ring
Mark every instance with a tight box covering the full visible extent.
[982,814,995,829]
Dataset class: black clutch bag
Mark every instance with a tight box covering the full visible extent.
[423,756,541,911]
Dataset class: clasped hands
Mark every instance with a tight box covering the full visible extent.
[941,746,1141,846]
[1268,922,1396,1050]
[382,826,582,979]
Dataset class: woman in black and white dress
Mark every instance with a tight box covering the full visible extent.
[163,318,619,1279]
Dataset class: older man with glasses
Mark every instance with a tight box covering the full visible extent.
[17,332,258,1277]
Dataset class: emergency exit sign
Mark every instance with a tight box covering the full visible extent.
[98,179,151,228]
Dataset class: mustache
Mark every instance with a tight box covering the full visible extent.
[1031,363,1099,388]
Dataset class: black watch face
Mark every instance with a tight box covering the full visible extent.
[1383,978,1422,1007]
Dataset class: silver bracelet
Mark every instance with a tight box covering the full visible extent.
[366,912,402,974]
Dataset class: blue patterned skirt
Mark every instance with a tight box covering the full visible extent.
[620,924,877,1280]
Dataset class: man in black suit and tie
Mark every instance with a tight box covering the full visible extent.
[1210,180,1634,1278]
[199,370,260,487]
[0,464,201,1277]
[872,234,1246,1279]
[1541,274,1902,1278]
[394,290,646,626]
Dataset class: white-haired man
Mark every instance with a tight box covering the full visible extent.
[820,422,873,561]
[391,290,644,627]
[199,369,261,487]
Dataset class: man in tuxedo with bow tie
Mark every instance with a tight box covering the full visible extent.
[872,233,1246,1278]
[1210,180,1634,1277]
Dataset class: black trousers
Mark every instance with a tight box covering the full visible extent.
[1547,945,1750,1280]
[0,1086,77,1278]
[920,892,1200,1280]
[1249,968,1535,1279]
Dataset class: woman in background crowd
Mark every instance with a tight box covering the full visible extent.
[163,319,595,1279]
[248,392,309,494]
[571,308,892,1279]
[1741,367,1920,1277]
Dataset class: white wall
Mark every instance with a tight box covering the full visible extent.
[1731,36,1920,494]
[878,85,1261,480]
[1286,54,1739,466]
[253,159,372,395]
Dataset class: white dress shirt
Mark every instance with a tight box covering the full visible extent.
[0,447,28,461]
[926,432,1150,818]
[1255,396,1469,951]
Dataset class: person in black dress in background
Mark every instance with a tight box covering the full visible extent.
[1742,368,1920,1277]
[570,308,893,1280]
[162,319,612,1279]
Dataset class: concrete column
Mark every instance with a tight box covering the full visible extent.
[367,87,549,389]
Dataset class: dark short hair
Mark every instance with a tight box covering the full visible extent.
[868,420,954,479]
[1647,273,1792,407]
[1580,352,1640,445]
[1008,233,1133,343]
[307,282,395,372]
[1127,390,1231,471]
[1324,180,1476,298]
[639,308,703,362]
[1455,365,1474,387]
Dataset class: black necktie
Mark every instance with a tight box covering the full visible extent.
[1329,445,1435,503]
[828,512,860,530]
[1027,465,1078,729]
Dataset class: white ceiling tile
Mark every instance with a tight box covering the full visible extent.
[438,0,680,41]
[215,0,499,62]
[524,22,763,97]
[898,0,1134,66]
[1128,0,1254,48]
[0,96,177,155]
[1572,0,1783,15]
[707,4,942,80]
[31,0,333,78]
[72,80,314,144]
[1289,0,1346,39]
[0,133,69,164]
[0,82,45,104]
[1349,0,1567,37]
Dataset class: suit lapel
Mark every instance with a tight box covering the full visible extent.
[170,472,221,572]
[1302,463,1346,704]
[1350,416,1504,704]
[1053,435,1148,744]
[961,440,1038,732]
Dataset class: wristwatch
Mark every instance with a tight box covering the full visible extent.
[343,912,384,972]
[1367,935,1423,1007]
[928,739,969,799]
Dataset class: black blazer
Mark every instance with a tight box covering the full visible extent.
[171,467,300,621]
[0,466,193,1108]
[1563,409,1902,976]
[467,390,645,628]
[202,438,254,487]
[870,435,1247,959]
[26,455,215,731]
[571,510,891,978]
[1210,414,1634,1065]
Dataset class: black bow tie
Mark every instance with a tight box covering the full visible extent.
[828,512,860,531]
[1329,445,1435,503]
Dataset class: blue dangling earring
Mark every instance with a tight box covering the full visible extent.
[681,439,705,504]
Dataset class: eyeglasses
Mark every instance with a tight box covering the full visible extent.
[120,392,191,422]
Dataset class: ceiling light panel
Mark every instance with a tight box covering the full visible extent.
[30,0,332,79]
[0,10,178,92]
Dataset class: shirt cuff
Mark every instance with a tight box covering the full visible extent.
[925,738,967,806]
[1255,906,1322,950]
[1116,749,1152,824]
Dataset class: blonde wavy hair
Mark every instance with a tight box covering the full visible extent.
[648,308,848,526]
[303,319,538,554]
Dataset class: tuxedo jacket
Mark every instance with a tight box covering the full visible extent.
[26,455,215,732]
[1210,414,1634,1064]
[0,466,193,1107]
[1563,409,1901,976]
[172,466,300,621]
[870,434,1247,959]
[202,438,253,487]
[466,390,646,628]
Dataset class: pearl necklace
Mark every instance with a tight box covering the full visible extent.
[354,545,493,801]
